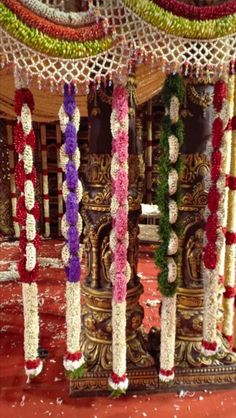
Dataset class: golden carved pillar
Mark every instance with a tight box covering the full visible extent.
[175,81,236,385]
[70,82,157,394]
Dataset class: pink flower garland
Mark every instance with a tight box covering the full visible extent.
[109,84,130,394]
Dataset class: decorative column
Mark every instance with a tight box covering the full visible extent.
[40,124,50,237]
[174,79,236,385]
[6,123,20,237]
[70,79,157,395]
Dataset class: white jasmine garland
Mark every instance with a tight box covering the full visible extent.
[112,300,127,377]
[61,213,83,240]
[72,107,81,133]
[26,214,36,241]
[109,229,129,252]
[20,0,97,27]
[110,260,131,284]
[169,199,178,224]
[21,104,32,135]
[167,257,177,283]
[61,243,83,267]
[110,112,129,138]
[65,282,83,355]
[62,179,83,202]
[169,96,180,124]
[159,296,176,381]
[167,231,178,256]
[168,169,178,195]
[24,180,35,211]
[60,144,80,171]
[58,105,69,133]
[25,243,36,272]
[168,135,179,163]
[63,355,85,372]
[111,196,128,219]
[22,283,39,360]
[22,145,33,174]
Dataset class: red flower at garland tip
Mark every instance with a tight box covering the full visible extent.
[229,176,236,190]
[202,340,217,351]
[226,231,236,245]
[231,115,236,130]
[212,117,223,148]
[111,372,127,384]
[15,88,34,116]
[204,242,217,269]
[25,358,41,370]
[65,351,83,361]
[208,186,220,212]
[18,258,39,283]
[224,286,234,298]
[159,368,174,376]
[213,80,227,113]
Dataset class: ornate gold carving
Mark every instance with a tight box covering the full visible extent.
[186,228,204,282]
[187,84,213,109]
[81,283,155,371]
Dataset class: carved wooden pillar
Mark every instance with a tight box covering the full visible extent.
[175,81,236,382]
[70,81,157,394]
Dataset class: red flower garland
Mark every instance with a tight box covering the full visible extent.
[229,176,236,190]
[15,88,34,116]
[18,257,39,283]
[111,372,127,384]
[25,358,41,370]
[15,161,36,192]
[2,0,110,42]
[224,286,235,298]
[154,0,236,20]
[159,368,174,377]
[65,351,83,362]
[226,231,236,245]
[202,340,217,351]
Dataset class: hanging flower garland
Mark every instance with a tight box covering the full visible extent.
[222,82,236,344]
[108,84,130,396]
[19,0,98,27]
[123,0,236,39]
[0,3,113,59]
[59,83,85,378]
[14,74,42,379]
[202,79,230,356]
[155,73,185,382]
[2,0,110,42]
[154,0,236,21]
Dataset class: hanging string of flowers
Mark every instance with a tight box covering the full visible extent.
[222,77,236,344]
[202,79,230,356]
[155,73,185,382]
[123,0,236,39]
[59,83,85,378]
[108,84,130,396]
[0,3,113,59]
[154,0,236,20]
[14,72,42,379]
[2,0,110,42]
[16,0,98,27]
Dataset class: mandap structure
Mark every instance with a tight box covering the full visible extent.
[0,0,236,396]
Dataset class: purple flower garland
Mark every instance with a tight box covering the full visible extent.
[64,84,81,283]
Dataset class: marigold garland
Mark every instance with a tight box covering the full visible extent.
[123,0,236,39]
[0,3,113,59]
[202,78,231,356]
[155,73,185,382]
[14,73,42,378]
[59,83,85,377]
[108,84,130,396]
[2,0,110,42]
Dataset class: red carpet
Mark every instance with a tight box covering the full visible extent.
[0,240,235,418]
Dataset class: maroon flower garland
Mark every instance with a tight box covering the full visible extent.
[2,0,110,42]
[202,79,229,356]
[14,80,42,378]
[154,0,236,20]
